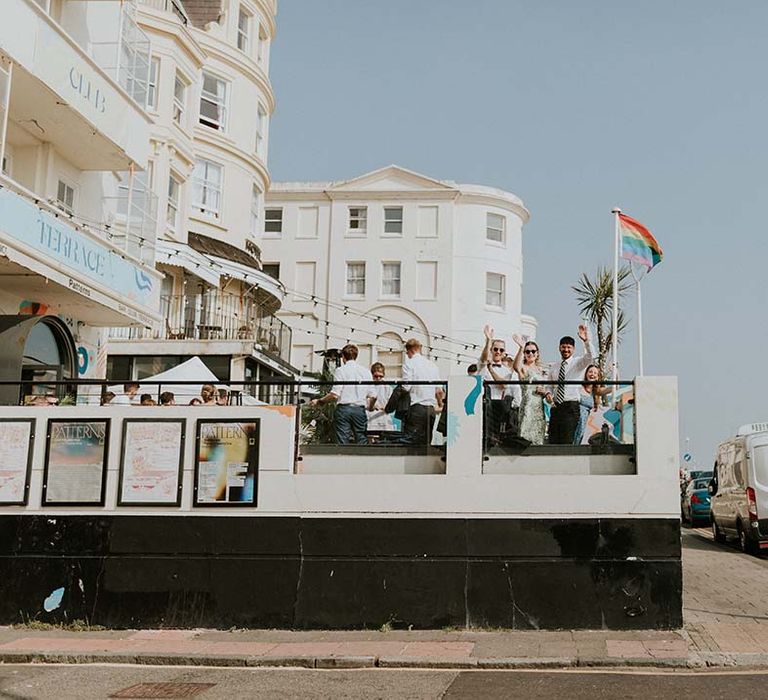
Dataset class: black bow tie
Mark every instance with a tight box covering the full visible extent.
[492,364,502,367]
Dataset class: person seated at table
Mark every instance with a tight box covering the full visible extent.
[200,384,218,405]
[101,391,116,406]
[139,394,156,406]
[159,391,176,406]
[189,397,203,406]
[217,388,229,406]
[113,382,140,406]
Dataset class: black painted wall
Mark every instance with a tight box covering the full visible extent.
[0,515,682,630]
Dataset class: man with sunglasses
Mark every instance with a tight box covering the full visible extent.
[479,325,521,447]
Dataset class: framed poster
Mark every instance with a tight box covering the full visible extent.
[43,419,109,506]
[118,419,185,506]
[194,420,259,507]
[0,419,34,505]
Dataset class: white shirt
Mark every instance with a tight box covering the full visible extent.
[402,353,440,407]
[330,360,374,406]
[547,343,594,403]
[112,393,134,406]
[366,383,400,431]
[478,361,521,405]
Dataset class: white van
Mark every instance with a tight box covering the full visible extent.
[710,422,768,554]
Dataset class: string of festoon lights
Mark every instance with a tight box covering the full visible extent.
[281,286,486,361]
[292,323,480,366]
[0,180,155,257]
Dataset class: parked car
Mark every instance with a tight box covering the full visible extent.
[681,478,711,525]
[710,422,768,554]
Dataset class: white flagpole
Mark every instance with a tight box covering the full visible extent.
[636,271,644,376]
[610,208,621,386]
[630,263,644,376]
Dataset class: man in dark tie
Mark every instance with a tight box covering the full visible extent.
[545,325,592,444]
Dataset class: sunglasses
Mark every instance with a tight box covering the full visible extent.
[492,347,505,353]
[524,349,538,354]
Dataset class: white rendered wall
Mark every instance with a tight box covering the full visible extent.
[261,168,532,376]
[0,376,679,519]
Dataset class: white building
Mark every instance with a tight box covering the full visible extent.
[0,0,162,403]
[259,165,537,377]
[105,0,294,395]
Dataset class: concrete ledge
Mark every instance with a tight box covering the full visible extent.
[377,656,479,669]
[2,650,767,670]
[477,656,577,669]
[246,656,316,669]
[315,655,377,669]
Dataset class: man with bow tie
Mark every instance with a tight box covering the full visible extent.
[479,325,521,447]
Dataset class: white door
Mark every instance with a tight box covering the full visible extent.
[749,438,768,520]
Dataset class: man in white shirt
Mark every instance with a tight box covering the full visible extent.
[401,338,442,445]
[112,382,140,406]
[479,325,521,446]
[310,344,375,444]
[545,324,593,444]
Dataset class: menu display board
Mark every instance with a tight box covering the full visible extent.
[119,419,185,506]
[43,419,109,505]
[0,420,34,505]
[194,420,259,507]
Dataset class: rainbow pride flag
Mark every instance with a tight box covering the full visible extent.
[618,212,663,270]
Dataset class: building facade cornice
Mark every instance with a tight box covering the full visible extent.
[136,7,207,67]
[456,190,530,223]
[187,31,276,113]
[193,128,270,187]
[248,0,278,38]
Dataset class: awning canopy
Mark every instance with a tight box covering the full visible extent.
[155,240,221,287]
[209,255,285,316]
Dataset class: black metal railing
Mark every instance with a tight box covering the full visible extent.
[0,377,636,452]
[109,292,292,362]
[481,379,635,449]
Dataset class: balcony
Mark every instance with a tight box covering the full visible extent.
[88,3,152,110]
[137,0,189,25]
[103,181,159,266]
[0,0,151,170]
[0,174,162,326]
[110,291,292,363]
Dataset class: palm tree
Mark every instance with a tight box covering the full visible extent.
[572,266,632,375]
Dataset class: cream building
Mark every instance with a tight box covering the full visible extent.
[105,0,293,395]
[260,165,537,377]
[0,0,162,403]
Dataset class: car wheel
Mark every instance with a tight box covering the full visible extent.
[712,517,726,543]
[738,521,756,555]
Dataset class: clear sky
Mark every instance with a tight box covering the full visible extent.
[267,0,767,467]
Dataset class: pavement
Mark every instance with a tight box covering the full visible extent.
[2,527,768,671]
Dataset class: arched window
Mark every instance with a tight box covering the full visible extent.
[20,317,77,399]
[377,332,404,379]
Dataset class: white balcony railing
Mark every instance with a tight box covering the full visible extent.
[0,173,156,267]
[89,3,152,109]
[137,0,189,24]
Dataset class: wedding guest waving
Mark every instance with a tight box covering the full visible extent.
[511,335,548,445]
[479,325,520,445]
[545,325,593,444]
[573,364,612,445]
